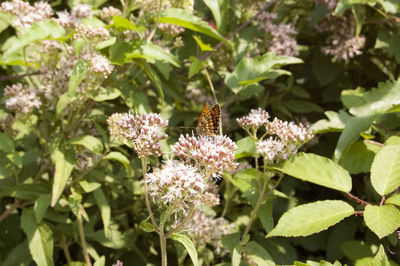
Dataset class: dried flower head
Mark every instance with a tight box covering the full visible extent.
[236,108,270,129]
[4,83,41,113]
[101,6,122,19]
[265,117,314,145]
[145,160,206,213]
[182,211,234,254]
[172,134,238,174]
[107,112,168,158]
[0,0,53,29]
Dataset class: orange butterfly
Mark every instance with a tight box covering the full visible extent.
[196,102,221,136]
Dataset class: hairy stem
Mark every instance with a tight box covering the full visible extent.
[160,232,167,266]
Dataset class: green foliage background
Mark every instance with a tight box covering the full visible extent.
[0,0,400,265]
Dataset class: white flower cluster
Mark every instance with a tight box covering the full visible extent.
[4,83,41,114]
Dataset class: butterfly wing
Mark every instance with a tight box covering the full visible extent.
[196,103,214,136]
[210,104,221,135]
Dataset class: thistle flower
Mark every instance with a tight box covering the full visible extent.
[101,6,122,19]
[236,108,270,130]
[0,0,53,29]
[265,117,314,145]
[144,160,206,213]
[4,84,41,114]
[182,211,234,254]
[171,134,238,174]
[107,112,168,158]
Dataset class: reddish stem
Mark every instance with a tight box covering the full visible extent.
[346,192,369,206]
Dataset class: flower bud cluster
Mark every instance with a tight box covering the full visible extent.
[54,4,92,29]
[107,112,168,158]
[101,6,122,19]
[236,108,270,129]
[83,52,114,78]
[266,117,314,145]
[4,83,41,114]
[0,0,53,29]
[171,134,238,174]
[73,24,110,40]
[145,160,207,213]
[182,211,234,254]
[257,137,292,163]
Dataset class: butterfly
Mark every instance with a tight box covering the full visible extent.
[196,102,221,136]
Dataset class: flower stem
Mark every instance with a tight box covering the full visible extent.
[77,206,92,266]
[0,199,20,222]
[160,232,167,266]
[146,0,164,41]
[165,205,196,238]
[141,157,161,233]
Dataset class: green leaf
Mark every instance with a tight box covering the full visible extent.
[339,140,381,174]
[244,241,275,266]
[334,0,376,14]
[203,0,221,29]
[7,152,22,168]
[272,153,352,192]
[67,193,82,217]
[334,115,374,161]
[139,220,155,233]
[94,256,106,266]
[3,241,32,266]
[267,200,354,237]
[51,146,75,207]
[2,20,64,60]
[188,56,204,78]
[112,15,145,32]
[159,8,227,45]
[370,145,400,195]
[312,53,342,86]
[68,60,90,96]
[96,37,116,50]
[89,87,121,102]
[230,168,258,193]
[370,245,391,266]
[94,188,111,236]
[0,132,14,151]
[105,152,132,175]
[363,204,400,239]
[311,111,349,134]
[235,137,255,159]
[285,100,324,113]
[34,194,51,223]
[225,53,303,94]
[21,209,54,266]
[170,233,199,266]
[340,240,374,260]
[386,194,400,206]
[128,41,181,67]
[192,35,214,51]
[349,79,400,116]
[69,135,104,154]
[56,93,76,118]
[79,180,101,193]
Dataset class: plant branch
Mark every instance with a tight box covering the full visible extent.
[165,205,196,238]
[0,199,21,222]
[60,241,72,264]
[346,192,369,206]
[199,0,276,62]
[0,71,42,81]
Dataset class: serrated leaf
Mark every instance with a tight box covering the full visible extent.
[21,209,54,266]
[370,145,400,195]
[105,152,132,175]
[69,135,104,154]
[34,194,51,223]
[51,146,75,207]
[170,233,199,266]
[267,200,354,237]
[272,153,352,192]
[159,8,227,46]
[68,60,90,95]
[94,188,111,236]
[311,110,349,133]
[0,132,14,151]
[339,140,381,174]
[363,204,400,239]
